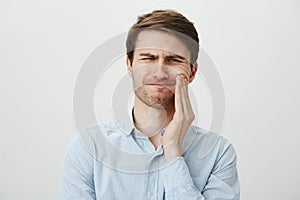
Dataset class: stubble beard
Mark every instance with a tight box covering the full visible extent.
[134,86,175,109]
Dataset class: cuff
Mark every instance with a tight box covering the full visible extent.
[160,157,194,192]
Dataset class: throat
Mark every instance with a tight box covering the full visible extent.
[133,106,174,141]
[149,134,162,150]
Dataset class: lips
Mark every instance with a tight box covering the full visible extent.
[146,82,175,86]
[147,84,173,86]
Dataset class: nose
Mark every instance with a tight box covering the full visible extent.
[152,63,169,80]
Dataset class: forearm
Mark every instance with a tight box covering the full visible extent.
[160,157,204,200]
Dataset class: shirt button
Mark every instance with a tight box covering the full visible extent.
[160,128,166,136]
[164,175,168,183]
[147,191,153,197]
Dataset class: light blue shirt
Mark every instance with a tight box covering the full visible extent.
[60,112,240,199]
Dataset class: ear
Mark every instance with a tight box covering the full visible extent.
[126,56,132,77]
[188,62,198,83]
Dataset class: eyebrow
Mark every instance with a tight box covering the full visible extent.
[139,53,187,61]
[139,53,157,57]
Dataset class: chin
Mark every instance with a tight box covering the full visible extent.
[147,97,175,109]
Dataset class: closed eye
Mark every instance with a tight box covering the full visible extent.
[138,53,158,61]
[140,57,156,60]
[166,57,184,63]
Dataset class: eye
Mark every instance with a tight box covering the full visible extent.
[167,57,182,63]
[141,57,155,61]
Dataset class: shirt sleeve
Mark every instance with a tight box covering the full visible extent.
[160,140,240,200]
[60,135,96,200]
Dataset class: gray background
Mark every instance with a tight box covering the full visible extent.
[1,0,299,199]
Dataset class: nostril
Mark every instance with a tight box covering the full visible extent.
[152,68,169,79]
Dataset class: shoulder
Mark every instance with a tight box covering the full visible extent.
[183,125,238,177]
[64,133,94,160]
[67,120,132,161]
[186,125,237,161]
[62,134,95,175]
[64,122,110,159]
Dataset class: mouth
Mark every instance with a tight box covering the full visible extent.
[146,83,174,87]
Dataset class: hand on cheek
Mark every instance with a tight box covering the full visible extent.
[162,74,195,162]
[174,65,191,82]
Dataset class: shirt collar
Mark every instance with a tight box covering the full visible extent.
[122,108,151,138]
[119,107,199,153]
[121,108,165,138]
[121,108,135,136]
[120,107,197,142]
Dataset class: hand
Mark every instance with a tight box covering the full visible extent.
[162,74,195,161]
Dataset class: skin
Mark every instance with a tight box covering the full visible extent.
[126,30,198,161]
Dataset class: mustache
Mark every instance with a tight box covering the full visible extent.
[144,80,176,85]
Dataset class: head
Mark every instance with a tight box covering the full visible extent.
[126,10,200,109]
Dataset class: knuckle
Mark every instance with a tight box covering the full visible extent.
[187,113,195,122]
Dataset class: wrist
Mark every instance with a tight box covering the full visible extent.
[163,143,183,161]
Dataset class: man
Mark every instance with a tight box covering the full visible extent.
[61,10,240,199]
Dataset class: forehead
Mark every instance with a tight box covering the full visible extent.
[134,30,191,59]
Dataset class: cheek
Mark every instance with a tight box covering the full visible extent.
[132,69,148,77]
[132,70,148,85]
[167,66,190,79]
[132,65,158,80]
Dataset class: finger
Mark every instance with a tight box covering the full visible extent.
[174,75,183,114]
[178,78,193,141]
[180,76,193,114]
[177,65,190,81]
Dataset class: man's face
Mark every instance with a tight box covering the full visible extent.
[126,30,196,109]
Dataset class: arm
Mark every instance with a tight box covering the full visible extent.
[162,75,240,199]
[202,141,240,199]
[161,143,240,200]
[161,157,203,200]
[60,135,96,200]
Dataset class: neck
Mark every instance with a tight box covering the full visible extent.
[133,97,175,148]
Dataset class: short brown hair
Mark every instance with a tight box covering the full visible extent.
[126,10,200,66]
